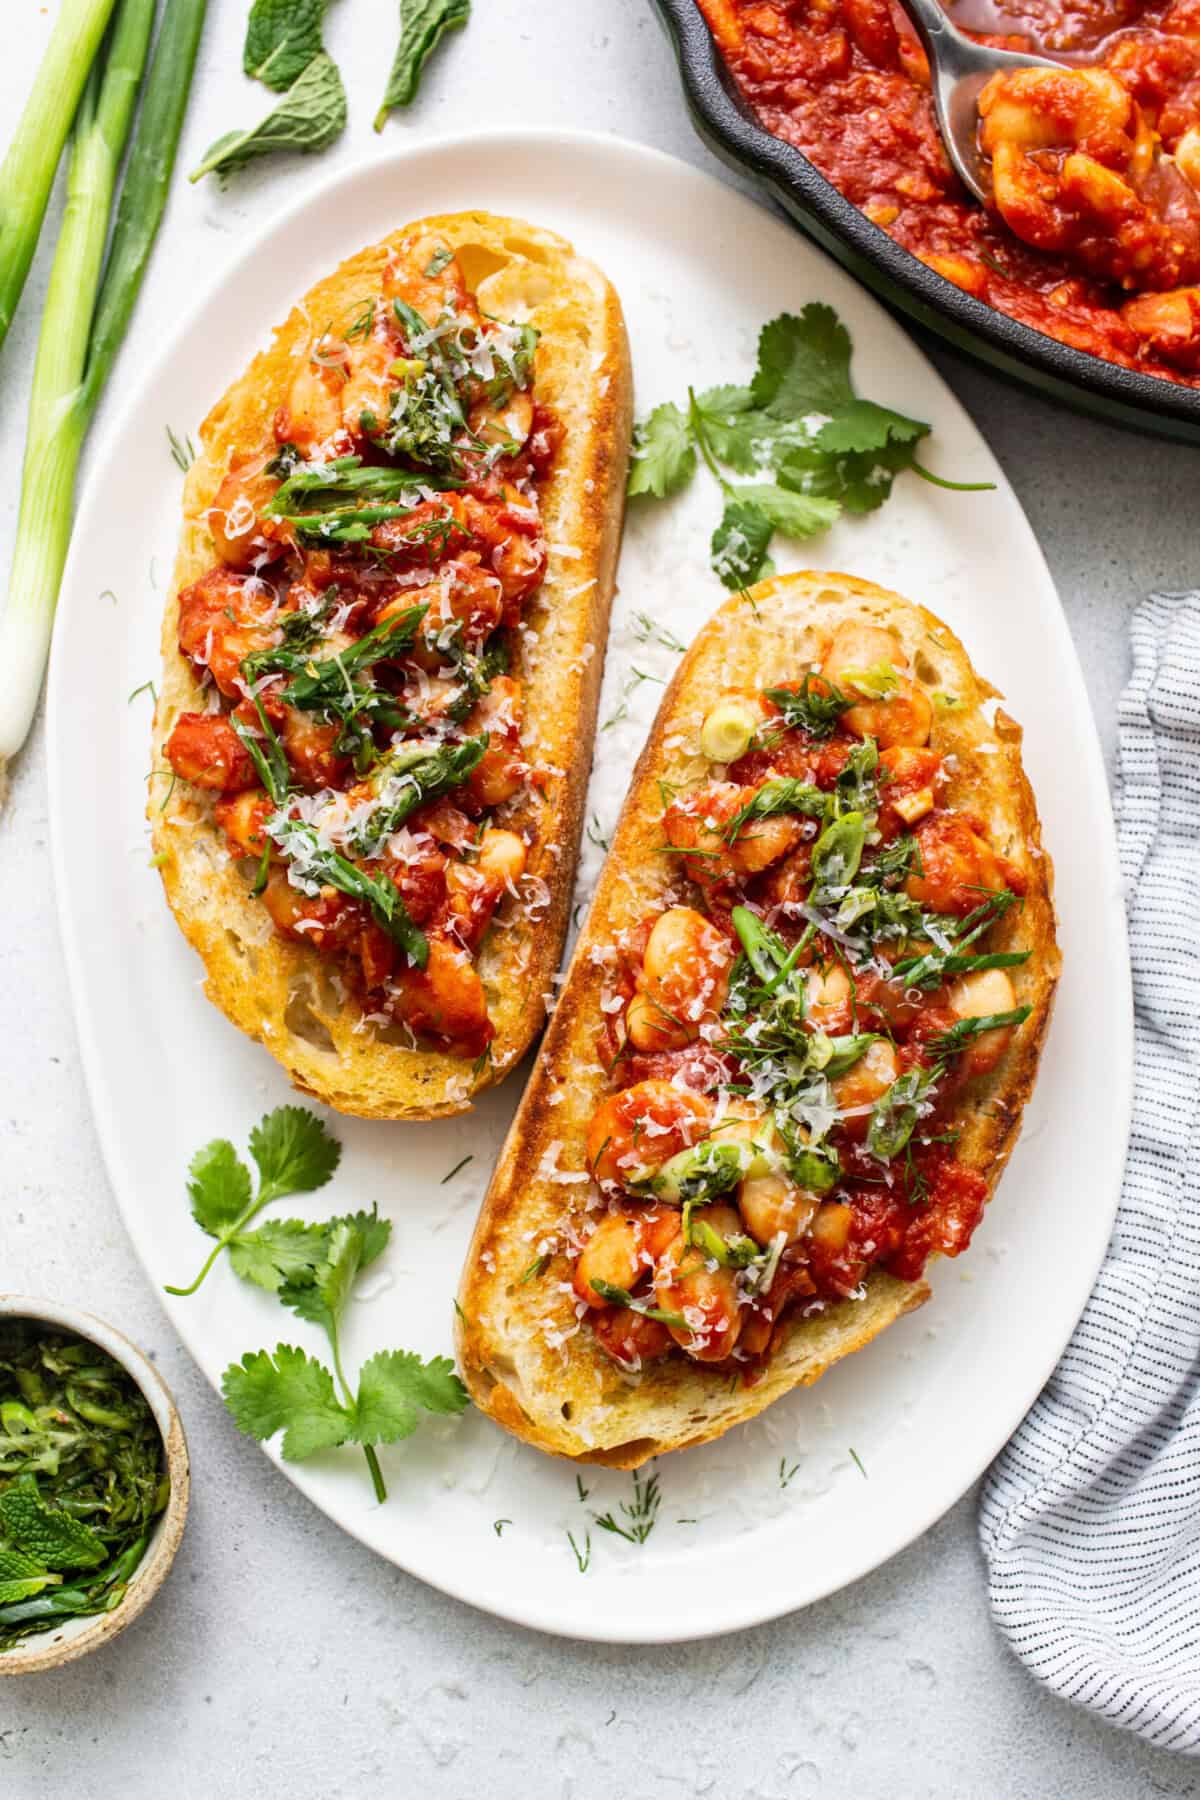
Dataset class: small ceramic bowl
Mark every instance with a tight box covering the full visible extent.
[0,1296,189,1675]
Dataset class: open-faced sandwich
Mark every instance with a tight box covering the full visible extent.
[152,212,631,1118]
[457,571,1059,1464]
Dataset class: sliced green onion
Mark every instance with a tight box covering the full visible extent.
[0,0,119,354]
[0,0,208,776]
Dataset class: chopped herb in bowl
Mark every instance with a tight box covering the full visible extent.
[0,1322,170,1653]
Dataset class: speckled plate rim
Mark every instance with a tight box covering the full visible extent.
[0,1296,189,1675]
[45,130,1132,1643]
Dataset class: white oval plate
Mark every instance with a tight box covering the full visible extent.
[47,130,1130,1644]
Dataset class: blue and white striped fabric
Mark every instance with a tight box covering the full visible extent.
[979,591,1200,1754]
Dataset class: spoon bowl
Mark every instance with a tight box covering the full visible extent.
[899,0,1062,202]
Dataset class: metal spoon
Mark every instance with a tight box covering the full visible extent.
[898,0,1063,202]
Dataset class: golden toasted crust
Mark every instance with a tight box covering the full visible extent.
[150,212,632,1119]
[455,571,1060,1465]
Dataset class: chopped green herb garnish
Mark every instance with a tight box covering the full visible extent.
[0,1325,168,1651]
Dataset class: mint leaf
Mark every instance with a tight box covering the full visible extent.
[375,0,471,129]
[0,1548,54,1582]
[711,499,774,590]
[750,305,855,419]
[0,1479,106,1570]
[227,1219,332,1292]
[627,401,696,499]
[0,1575,60,1605]
[186,1139,253,1236]
[353,1350,469,1444]
[190,51,347,184]
[250,1106,341,1204]
[244,0,328,90]
[221,1346,351,1461]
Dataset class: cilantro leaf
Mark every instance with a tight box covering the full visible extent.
[227,1219,332,1292]
[815,398,929,455]
[279,1208,391,1332]
[691,385,761,474]
[353,1350,469,1444]
[711,498,774,590]
[186,1139,253,1236]
[727,482,840,542]
[250,1106,341,1204]
[750,305,855,419]
[221,1345,351,1461]
[780,436,923,516]
[0,1479,106,1570]
[627,401,696,499]
[167,1107,343,1297]
[244,0,328,91]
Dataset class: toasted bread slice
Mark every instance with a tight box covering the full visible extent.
[456,571,1059,1464]
[151,212,632,1119]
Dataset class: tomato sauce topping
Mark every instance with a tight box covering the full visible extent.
[163,234,560,1059]
[570,622,1032,1376]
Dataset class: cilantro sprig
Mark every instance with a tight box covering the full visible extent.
[164,1106,341,1297]
[628,304,992,589]
[168,1106,469,1502]
[222,1206,467,1503]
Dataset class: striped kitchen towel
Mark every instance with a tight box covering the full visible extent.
[979,590,1200,1754]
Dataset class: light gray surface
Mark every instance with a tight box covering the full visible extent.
[2,1,1198,1793]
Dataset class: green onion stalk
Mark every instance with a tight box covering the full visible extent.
[0,0,208,783]
[0,0,119,355]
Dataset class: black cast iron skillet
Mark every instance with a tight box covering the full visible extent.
[651,0,1200,444]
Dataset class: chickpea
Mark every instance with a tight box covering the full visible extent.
[626,907,733,1053]
[738,1171,820,1247]
[948,967,1018,1077]
[830,1039,900,1136]
[820,621,931,749]
[655,1203,744,1363]
[586,1080,711,1189]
